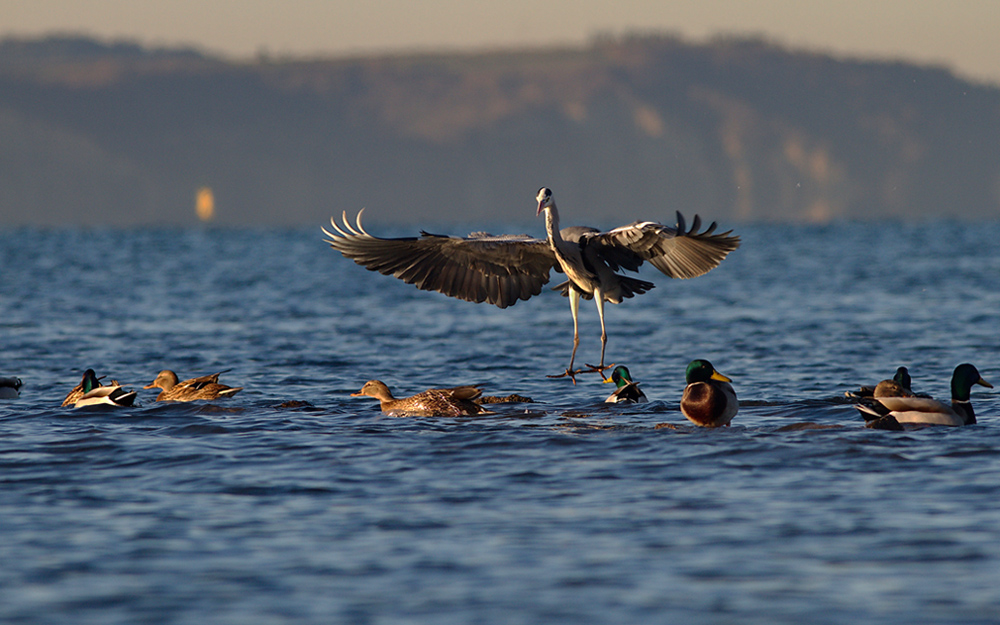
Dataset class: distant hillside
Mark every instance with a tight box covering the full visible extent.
[1,34,999,226]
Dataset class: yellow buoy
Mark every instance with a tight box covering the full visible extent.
[196,187,215,222]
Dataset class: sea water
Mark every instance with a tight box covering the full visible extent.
[1,221,999,624]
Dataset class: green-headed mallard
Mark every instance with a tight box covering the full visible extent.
[62,370,100,406]
[1,376,22,399]
[143,369,243,402]
[62,369,119,406]
[351,380,494,417]
[680,359,738,427]
[69,369,137,408]
[857,363,992,427]
[603,365,648,403]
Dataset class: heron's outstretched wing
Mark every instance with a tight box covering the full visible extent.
[586,211,740,278]
[323,210,558,308]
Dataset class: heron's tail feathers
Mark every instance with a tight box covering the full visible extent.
[551,277,654,302]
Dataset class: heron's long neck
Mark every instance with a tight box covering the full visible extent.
[543,204,563,248]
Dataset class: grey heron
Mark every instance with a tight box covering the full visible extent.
[323,187,740,381]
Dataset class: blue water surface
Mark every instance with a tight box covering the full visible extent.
[1,220,1000,624]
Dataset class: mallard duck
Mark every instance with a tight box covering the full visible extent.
[69,369,137,408]
[604,365,648,403]
[61,369,111,406]
[351,380,494,417]
[680,359,738,427]
[0,376,23,399]
[856,363,992,427]
[143,370,243,402]
[846,366,926,399]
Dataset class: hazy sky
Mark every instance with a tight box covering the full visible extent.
[3,0,999,86]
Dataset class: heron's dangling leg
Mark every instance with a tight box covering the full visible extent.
[596,291,607,369]
[568,289,581,371]
[547,288,583,383]
[583,290,614,379]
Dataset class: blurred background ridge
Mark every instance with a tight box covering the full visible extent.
[1,32,998,226]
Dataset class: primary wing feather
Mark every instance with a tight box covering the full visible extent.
[323,210,557,308]
[587,211,740,278]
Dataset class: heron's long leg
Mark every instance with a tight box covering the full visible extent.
[548,289,584,383]
[582,290,614,379]
[594,289,607,369]
[567,288,581,372]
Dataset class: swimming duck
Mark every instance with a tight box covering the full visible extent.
[351,380,494,417]
[680,359,738,427]
[143,370,243,402]
[856,363,992,427]
[61,369,111,406]
[603,365,648,403]
[846,366,925,399]
[69,369,138,408]
[0,376,23,399]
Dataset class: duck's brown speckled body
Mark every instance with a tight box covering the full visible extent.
[144,370,243,402]
[352,380,494,417]
[847,366,922,399]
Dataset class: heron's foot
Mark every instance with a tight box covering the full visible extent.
[583,363,615,381]
[546,368,585,385]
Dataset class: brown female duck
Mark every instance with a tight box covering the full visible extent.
[144,370,243,402]
[351,380,494,417]
[846,366,925,399]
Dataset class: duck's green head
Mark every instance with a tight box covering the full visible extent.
[81,369,100,393]
[893,366,912,391]
[607,365,634,389]
[951,363,992,401]
[685,359,732,384]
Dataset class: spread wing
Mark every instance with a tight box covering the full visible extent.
[323,210,558,308]
[585,211,741,278]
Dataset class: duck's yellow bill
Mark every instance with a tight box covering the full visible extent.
[711,371,732,383]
